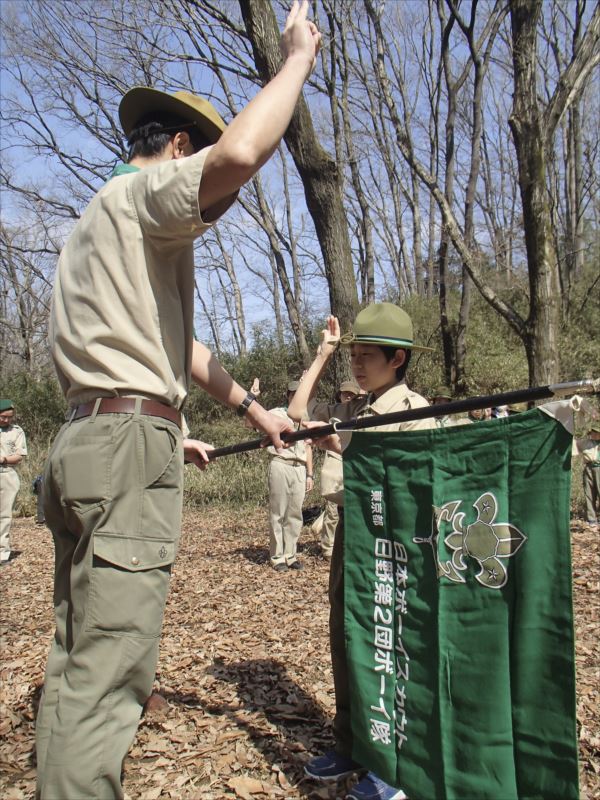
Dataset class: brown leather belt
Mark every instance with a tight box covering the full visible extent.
[71,398,181,428]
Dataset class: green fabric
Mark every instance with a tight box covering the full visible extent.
[0,399,14,411]
[109,163,141,179]
[343,408,578,800]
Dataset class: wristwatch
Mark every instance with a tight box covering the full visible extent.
[236,391,256,417]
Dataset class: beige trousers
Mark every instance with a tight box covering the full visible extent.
[0,467,20,560]
[36,407,183,799]
[319,500,339,556]
[268,457,305,565]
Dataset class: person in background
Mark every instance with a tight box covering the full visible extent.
[430,385,454,428]
[572,422,600,527]
[0,399,27,565]
[288,304,434,800]
[466,406,489,422]
[506,402,527,415]
[267,380,314,571]
[33,474,46,525]
[312,380,361,559]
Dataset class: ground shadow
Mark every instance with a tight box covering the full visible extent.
[166,657,339,797]
[232,533,326,566]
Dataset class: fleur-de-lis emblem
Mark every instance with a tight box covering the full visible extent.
[414,492,527,589]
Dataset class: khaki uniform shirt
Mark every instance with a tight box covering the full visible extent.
[266,407,308,465]
[50,150,233,409]
[573,438,600,466]
[0,424,27,468]
[312,381,434,505]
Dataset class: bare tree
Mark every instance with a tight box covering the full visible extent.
[239,0,359,343]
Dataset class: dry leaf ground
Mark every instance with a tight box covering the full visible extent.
[1,511,598,800]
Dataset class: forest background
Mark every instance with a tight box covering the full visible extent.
[1,0,599,514]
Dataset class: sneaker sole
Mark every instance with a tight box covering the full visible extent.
[304,765,364,782]
[347,788,407,800]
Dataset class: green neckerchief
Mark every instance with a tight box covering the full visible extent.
[109,164,141,180]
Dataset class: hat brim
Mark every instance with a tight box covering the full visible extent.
[119,87,225,145]
[340,334,434,353]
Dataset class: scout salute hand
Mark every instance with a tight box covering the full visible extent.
[317,315,340,357]
[287,316,340,423]
[281,0,322,72]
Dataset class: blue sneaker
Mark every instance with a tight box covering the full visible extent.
[304,750,363,781]
[346,771,407,800]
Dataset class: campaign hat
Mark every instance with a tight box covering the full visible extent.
[340,303,433,352]
[339,380,360,395]
[432,385,453,400]
[119,87,226,144]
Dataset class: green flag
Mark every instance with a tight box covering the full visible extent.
[343,407,578,800]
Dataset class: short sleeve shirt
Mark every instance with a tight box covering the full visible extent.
[0,424,27,464]
[266,407,308,464]
[49,149,233,409]
[573,438,600,466]
[312,381,434,505]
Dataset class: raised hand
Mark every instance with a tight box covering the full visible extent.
[281,0,322,73]
[317,315,340,357]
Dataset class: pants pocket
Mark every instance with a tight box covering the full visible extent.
[58,434,112,514]
[87,532,175,637]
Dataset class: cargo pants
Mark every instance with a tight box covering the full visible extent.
[0,466,20,560]
[267,456,306,566]
[583,463,600,522]
[36,402,183,799]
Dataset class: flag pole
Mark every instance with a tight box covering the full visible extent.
[205,378,599,461]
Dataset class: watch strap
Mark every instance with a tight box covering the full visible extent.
[236,392,256,417]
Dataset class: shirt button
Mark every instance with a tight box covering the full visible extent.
[131,556,140,566]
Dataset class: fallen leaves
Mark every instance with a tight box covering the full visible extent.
[0,511,598,799]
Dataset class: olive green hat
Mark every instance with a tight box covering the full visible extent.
[0,399,14,412]
[432,386,452,400]
[339,380,360,395]
[287,380,300,393]
[340,303,433,352]
[507,402,528,413]
[119,87,226,144]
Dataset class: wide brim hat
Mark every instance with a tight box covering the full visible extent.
[340,302,434,352]
[507,402,528,413]
[432,385,452,400]
[119,87,226,144]
[339,380,360,395]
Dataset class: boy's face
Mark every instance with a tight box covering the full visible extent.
[0,410,14,428]
[350,344,405,396]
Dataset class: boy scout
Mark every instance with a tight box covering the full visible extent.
[288,304,434,800]
[267,381,313,571]
[431,385,453,428]
[0,399,27,564]
[573,422,600,526]
[36,4,321,798]
[314,380,360,558]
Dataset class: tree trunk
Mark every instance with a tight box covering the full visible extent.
[508,0,561,386]
[239,0,359,341]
